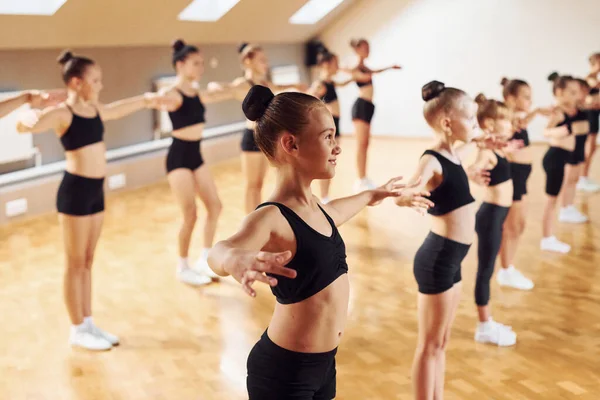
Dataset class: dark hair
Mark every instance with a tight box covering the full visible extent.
[317,51,337,65]
[239,42,263,62]
[501,77,529,99]
[548,72,575,94]
[57,50,95,84]
[421,80,467,126]
[242,85,324,161]
[172,39,199,66]
[575,78,590,90]
[350,38,368,49]
[474,93,510,126]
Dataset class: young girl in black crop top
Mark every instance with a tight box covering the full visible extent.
[498,78,549,292]
[469,94,524,347]
[346,38,402,194]
[207,85,431,399]
[396,81,505,399]
[308,50,353,204]
[159,39,239,287]
[17,50,171,352]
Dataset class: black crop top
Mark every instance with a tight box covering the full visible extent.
[356,66,372,88]
[168,89,205,130]
[422,150,475,216]
[60,106,104,152]
[590,88,599,95]
[511,129,530,147]
[256,202,348,305]
[488,152,511,186]
[321,81,338,104]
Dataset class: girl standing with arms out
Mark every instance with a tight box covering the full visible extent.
[208,85,431,399]
[17,51,170,351]
[161,39,238,284]
[580,53,600,192]
[540,73,581,254]
[0,89,65,118]
[399,81,501,399]
[308,50,352,203]
[497,78,544,290]
[470,94,520,346]
[222,43,307,214]
[347,38,402,193]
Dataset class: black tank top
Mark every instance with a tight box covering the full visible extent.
[321,81,337,103]
[168,89,205,130]
[511,129,530,147]
[422,150,475,216]
[590,88,599,95]
[60,106,104,151]
[557,111,579,134]
[356,66,372,88]
[488,152,511,186]
[256,202,348,305]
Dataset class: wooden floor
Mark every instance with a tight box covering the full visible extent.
[1,138,600,400]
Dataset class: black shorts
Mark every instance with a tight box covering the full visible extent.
[351,98,375,124]
[247,330,337,400]
[241,128,260,152]
[567,135,587,165]
[333,116,340,137]
[166,137,203,173]
[57,171,105,216]
[414,231,471,295]
[510,162,532,201]
[543,146,570,196]
[589,110,599,134]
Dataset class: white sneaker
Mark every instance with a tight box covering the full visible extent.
[177,267,212,286]
[540,236,571,253]
[194,257,220,280]
[88,324,120,346]
[69,329,112,351]
[475,319,517,347]
[576,177,600,193]
[559,206,588,223]
[496,266,534,290]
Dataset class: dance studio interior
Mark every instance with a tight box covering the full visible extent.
[1,0,599,399]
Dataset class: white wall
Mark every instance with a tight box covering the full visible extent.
[319,0,600,141]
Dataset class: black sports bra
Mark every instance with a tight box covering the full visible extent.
[590,88,599,95]
[422,150,475,216]
[356,66,372,88]
[60,105,104,152]
[488,152,511,186]
[256,202,348,305]
[511,129,530,147]
[321,81,338,103]
[168,89,205,130]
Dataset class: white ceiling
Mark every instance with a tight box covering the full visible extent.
[0,0,358,50]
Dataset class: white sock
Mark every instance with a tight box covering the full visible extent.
[479,318,493,329]
[84,316,93,328]
[178,257,190,270]
[71,322,86,335]
[201,248,210,261]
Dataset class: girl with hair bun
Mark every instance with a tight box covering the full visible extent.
[308,50,353,203]
[16,50,173,351]
[346,38,402,193]
[159,39,240,285]
[207,85,431,399]
[214,43,308,214]
[397,81,504,399]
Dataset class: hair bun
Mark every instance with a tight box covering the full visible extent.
[500,77,509,86]
[57,50,74,65]
[548,72,560,82]
[422,80,445,102]
[474,93,487,105]
[242,85,274,122]
[172,39,186,53]
[238,42,249,54]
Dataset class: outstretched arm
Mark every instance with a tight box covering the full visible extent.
[200,82,239,104]
[370,65,402,74]
[466,149,493,187]
[0,89,66,118]
[99,92,175,121]
[208,207,297,297]
[16,106,70,134]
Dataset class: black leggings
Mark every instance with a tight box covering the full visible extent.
[247,330,337,400]
[543,146,570,196]
[475,202,510,306]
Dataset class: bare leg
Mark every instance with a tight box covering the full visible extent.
[241,152,268,214]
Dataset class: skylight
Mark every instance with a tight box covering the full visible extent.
[178,0,241,22]
[289,0,346,25]
[0,0,67,16]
